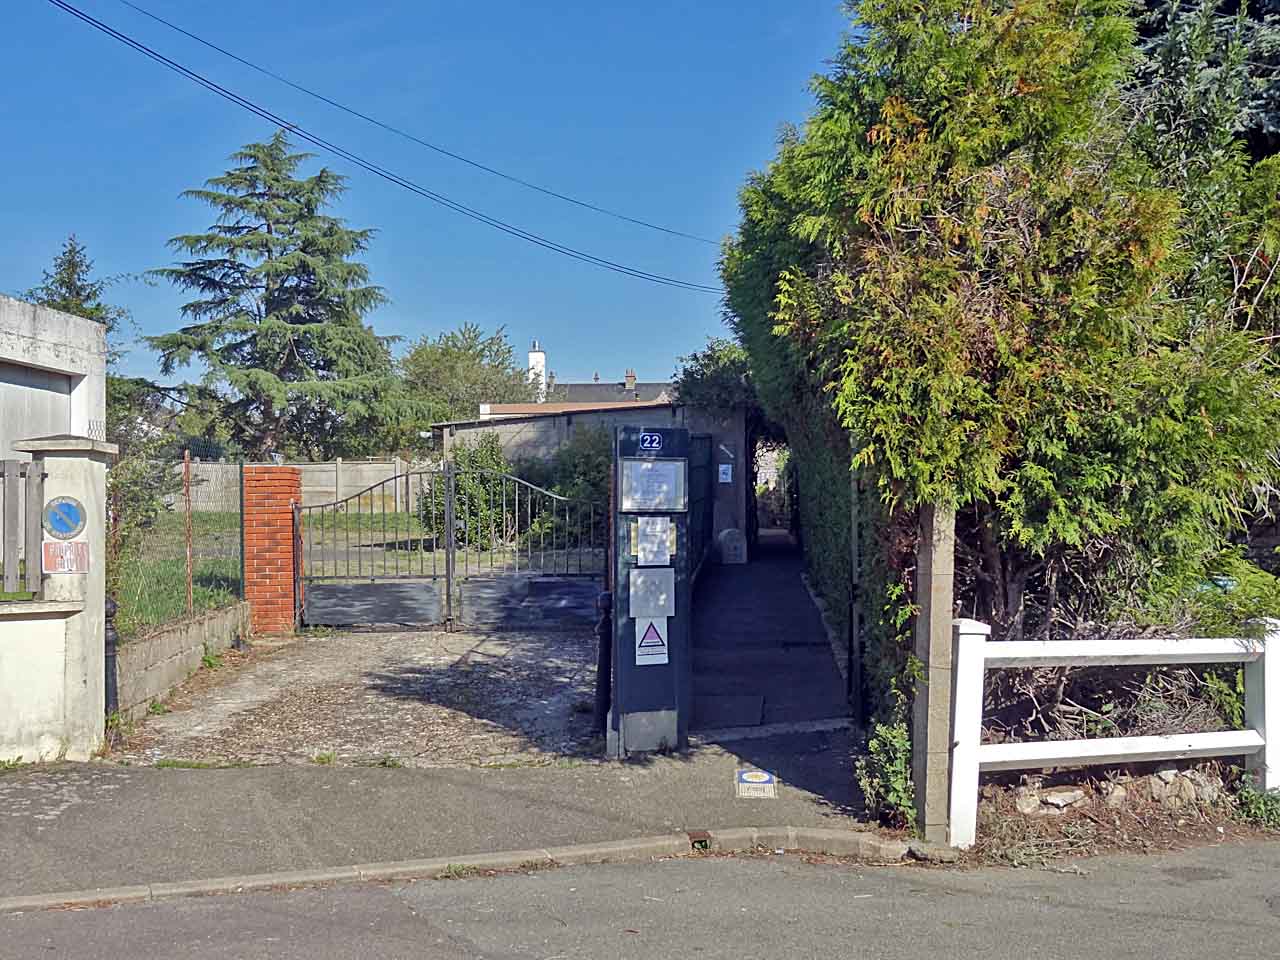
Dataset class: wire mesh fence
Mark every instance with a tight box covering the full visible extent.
[110,452,244,640]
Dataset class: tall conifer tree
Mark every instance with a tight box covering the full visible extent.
[149,131,402,459]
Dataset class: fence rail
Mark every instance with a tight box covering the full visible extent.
[0,459,44,598]
[948,617,1279,848]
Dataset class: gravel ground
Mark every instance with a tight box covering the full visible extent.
[110,629,600,768]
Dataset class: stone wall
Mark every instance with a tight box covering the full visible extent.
[114,602,250,722]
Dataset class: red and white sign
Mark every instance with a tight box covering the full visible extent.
[42,540,90,574]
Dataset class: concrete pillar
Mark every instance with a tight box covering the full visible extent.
[8,435,116,759]
[243,466,302,635]
[912,501,956,843]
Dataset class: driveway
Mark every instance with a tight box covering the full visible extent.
[112,628,600,768]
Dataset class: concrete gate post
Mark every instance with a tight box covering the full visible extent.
[912,502,956,843]
[5,435,116,760]
[243,466,302,635]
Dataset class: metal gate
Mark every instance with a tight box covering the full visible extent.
[293,464,605,628]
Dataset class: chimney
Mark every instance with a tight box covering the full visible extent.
[528,339,547,402]
[625,369,637,393]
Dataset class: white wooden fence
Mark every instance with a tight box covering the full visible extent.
[948,617,1278,848]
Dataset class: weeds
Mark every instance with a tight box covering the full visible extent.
[1234,781,1280,829]
[201,651,224,670]
[437,864,479,880]
[311,751,337,765]
[154,758,250,769]
[147,701,170,716]
[855,719,916,831]
[0,757,25,773]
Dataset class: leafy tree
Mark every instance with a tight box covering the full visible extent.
[674,337,785,545]
[149,130,407,460]
[725,0,1280,658]
[401,323,538,425]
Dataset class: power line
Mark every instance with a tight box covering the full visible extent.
[116,0,720,247]
[45,0,722,294]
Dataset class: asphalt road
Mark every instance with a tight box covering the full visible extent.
[4,841,1278,959]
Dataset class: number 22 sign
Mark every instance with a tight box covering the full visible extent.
[639,432,663,451]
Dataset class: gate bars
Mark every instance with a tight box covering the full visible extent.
[294,463,605,626]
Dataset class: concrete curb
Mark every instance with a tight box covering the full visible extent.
[0,827,911,914]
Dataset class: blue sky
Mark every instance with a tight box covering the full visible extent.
[2,0,849,384]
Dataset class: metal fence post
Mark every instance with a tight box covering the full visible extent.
[239,461,246,599]
[292,499,303,631]
[183,449,194,618]
[443,459,456,630]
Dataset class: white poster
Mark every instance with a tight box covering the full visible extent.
[718,463,733,484]
[621,459,687,511]
[629,567,676,619]
[636,516,672,566]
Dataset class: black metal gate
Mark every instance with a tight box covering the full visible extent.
[294,464,605,628]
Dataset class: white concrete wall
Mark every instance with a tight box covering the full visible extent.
[0,294,112,763]
[0,609,70,761]
[0,295,107,459]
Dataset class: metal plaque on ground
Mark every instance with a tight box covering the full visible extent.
[735,769,778,799]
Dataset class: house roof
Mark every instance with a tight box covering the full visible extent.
[433,399,678,430]
[554,381,672,404]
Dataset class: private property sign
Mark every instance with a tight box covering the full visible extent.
[42,540,89,574]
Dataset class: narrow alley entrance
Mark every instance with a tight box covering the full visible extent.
[690,529,848,733]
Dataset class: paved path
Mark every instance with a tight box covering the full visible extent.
[691,531,848,730]
[4,841,1278,958]
[0,729,857,899]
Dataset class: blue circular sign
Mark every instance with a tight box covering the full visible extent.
[43,497,87,540]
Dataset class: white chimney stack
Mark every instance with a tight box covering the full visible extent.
[528,339,547,402]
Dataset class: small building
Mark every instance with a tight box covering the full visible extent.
[433,341,751,554]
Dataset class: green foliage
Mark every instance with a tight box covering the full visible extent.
[419,434,512,550]
[148,130,411,460]
[1234,780,1280,828]
[723,0,1280,658]
[401,323,538,426]
[515,426,612,506]
[855,716,916,830]
[24,234,130,365]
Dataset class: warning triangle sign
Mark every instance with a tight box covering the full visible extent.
[638,622,666,648]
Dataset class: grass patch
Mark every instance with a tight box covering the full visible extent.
[147,701,170,716]
[114,555,242,640]
[311,750,337,765]
[0,757,26,773]
[437,864,480,880]
[201,651,224,670]
[154,758,251,769]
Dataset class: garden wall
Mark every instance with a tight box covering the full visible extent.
[114,601,250,722]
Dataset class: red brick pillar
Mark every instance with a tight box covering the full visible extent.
[243,466,302,635]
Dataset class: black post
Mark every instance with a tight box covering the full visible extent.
[238,461,246,599]
[104,595,119,718]
[593,590,613,738]
[443,460,456,630]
